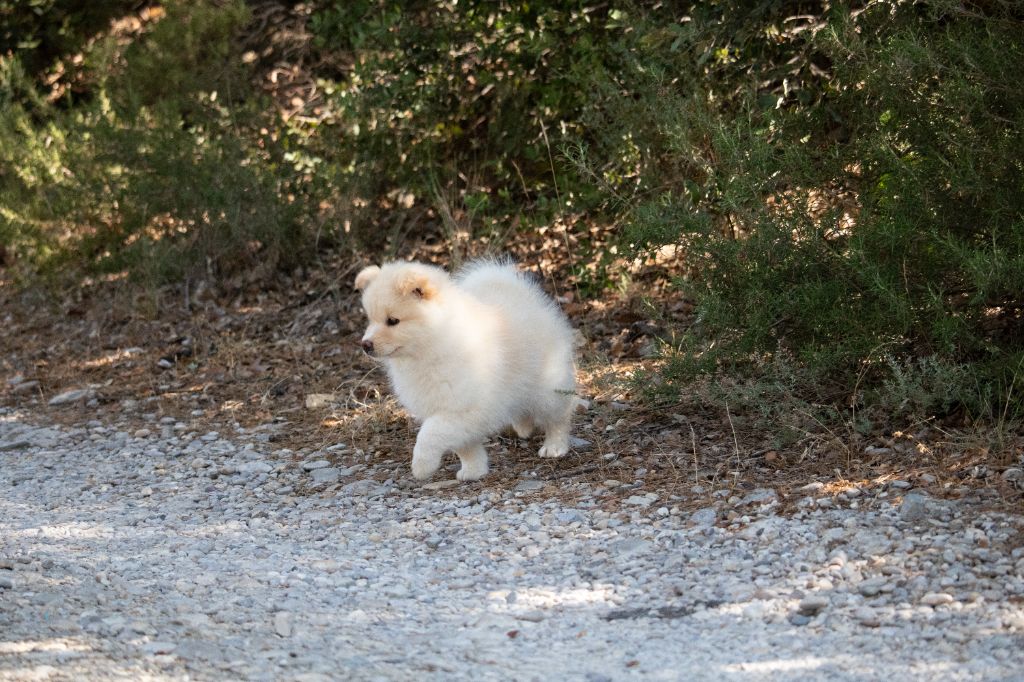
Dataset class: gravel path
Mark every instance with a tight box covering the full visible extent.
[2,409,1024,681]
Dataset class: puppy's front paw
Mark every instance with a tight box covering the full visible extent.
[456,460,488,482]
[538,440,569,459]
[411,454,440,480]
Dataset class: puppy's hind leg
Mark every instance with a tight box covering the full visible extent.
[512,416,534,439]
[455,442,489,482]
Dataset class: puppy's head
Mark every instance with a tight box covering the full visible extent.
[354,262,448,359]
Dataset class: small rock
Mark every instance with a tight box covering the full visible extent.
[48,388,95,406]
[514,480,545,493]
[610,539,652,557]
[302,460,331,471]
[854,607,880,627]
[889,480,912,490]
[515,611,546,622]
[11,380,39,394]
[1002,468,1023,482]
[858,579,886,597]
[687,508,717,527]
[624,493,659,507]
[312,559,340,573]
[0,576,13,590]
[900,492,946,524]
[310,468,341,486]
[0,439,31,451]
[425,536,443,549]
[798,595,829,616]
[921,592,954,607]
[556,510,584,524]
[423,480,461,491]
[238,461,273,475]
[274,612,293,638]
[788,613,811,626]
[569,436,592,450]
[799,482,825,493]
[341,479,385,496]
[738,488,777,506]
[141,641,176,655]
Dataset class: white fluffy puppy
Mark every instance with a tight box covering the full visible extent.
[355,260,576,482]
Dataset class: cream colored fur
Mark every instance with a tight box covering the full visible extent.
[356,260,576,482]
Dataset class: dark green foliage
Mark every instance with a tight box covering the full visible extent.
[1,1,312,284]
[1,0,1022,421]
[577,1,1024,421]
[0,0,135,75]
[307,0,620,214]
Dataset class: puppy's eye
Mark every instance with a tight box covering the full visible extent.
[386,317,400,327]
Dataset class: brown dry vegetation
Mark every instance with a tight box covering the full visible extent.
[3,224,1022,514]
[3,1,1023,513]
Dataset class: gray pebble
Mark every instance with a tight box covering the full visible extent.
[422,480,460,491]
[788,613,812,626]
[687,508,717,527]
[47,388,95,406]
[310,468,341,486]
[302,460,331,471]
[514,480,546,493]
[921,592,954,606]
[2,414,1022,681]
[798,595,829,616]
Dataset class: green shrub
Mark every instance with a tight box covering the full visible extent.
[307,0,621,222]
[577,2,1024,421]
[2,0,1021,425]
[1,1,315,285]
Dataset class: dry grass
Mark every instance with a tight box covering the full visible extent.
[2,225,1022,513]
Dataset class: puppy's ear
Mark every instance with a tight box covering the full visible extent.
[396,272,438,300]
[354,265,381,292]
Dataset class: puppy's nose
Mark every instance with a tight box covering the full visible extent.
[361,339,374,354]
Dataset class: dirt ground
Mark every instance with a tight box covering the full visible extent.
[2,225,1022,514]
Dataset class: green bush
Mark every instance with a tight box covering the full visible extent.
[2,0,1022,423]
[307,0,620,222]
[575,1,1024,421]
[1,1,314,285]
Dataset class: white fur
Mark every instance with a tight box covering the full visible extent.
[356,260,576,482]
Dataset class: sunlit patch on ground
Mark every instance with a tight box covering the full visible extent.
[0,638,93,655]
